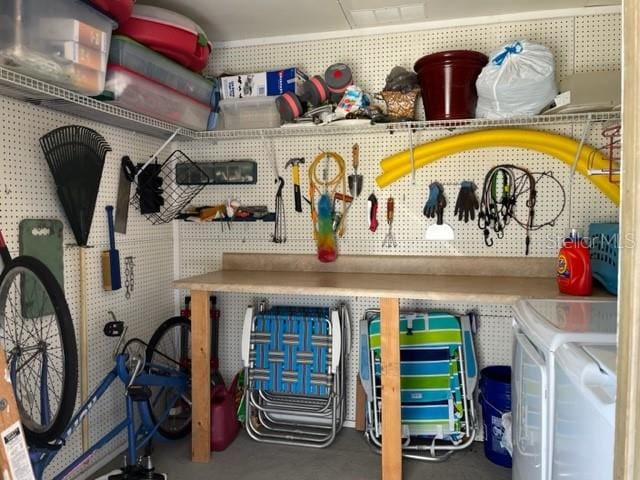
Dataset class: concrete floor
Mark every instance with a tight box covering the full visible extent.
[97,429,511,480]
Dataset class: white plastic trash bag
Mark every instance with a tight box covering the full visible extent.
[476,40,557,118]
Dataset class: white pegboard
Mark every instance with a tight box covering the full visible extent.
[0,11,621,475]
[177,13,621,428]
[0,95,176,479]
[176,122,617,259]
[207,16,580,98]
[574,14,622,74]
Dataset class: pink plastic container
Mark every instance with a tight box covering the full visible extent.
[104,65,211,130]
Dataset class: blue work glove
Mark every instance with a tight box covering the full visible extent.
[423,182,442,218]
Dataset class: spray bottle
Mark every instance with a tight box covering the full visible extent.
[557,229,592,296]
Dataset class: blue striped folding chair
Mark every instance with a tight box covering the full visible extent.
[359,310,478,461]
[241,304,349,447]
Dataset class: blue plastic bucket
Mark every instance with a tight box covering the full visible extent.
[480,366,512,468]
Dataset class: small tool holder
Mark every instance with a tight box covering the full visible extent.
[176,160,257,185]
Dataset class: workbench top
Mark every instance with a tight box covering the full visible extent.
[174,268,607,304]
[175,254,612,470]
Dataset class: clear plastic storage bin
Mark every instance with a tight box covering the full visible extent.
[103,65,211,130]
[218,97,281,130]
[0,0,115,95]
[109,36,214,106]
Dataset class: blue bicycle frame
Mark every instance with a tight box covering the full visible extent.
[28,353,188,480]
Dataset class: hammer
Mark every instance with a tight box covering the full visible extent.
[285,157,305,212]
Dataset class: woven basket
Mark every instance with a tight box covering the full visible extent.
[380,89,420,121]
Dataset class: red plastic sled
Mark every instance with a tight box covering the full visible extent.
[88,0,134,25]
[116,5,212,72]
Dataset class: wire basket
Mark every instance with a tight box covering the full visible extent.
[589,223,619,295]
[130,150,209,225]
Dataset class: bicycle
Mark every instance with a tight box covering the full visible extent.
[0,225,78,446]
[30,314,192,480]
[0,223,193,479]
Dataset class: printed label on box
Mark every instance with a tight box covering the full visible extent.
[220,68,306,99]
[2,422,36,480]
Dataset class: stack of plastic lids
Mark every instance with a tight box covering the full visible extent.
[116,5,212,72]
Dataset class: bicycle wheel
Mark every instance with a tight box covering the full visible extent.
[0,256,78,444]
[145,316,192,439]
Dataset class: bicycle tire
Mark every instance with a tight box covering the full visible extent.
[0,256,78,444]
[145,316,192,439]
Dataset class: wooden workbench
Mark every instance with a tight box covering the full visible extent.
[174,254,605,480]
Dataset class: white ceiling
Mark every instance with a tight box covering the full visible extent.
[143,0,620,43]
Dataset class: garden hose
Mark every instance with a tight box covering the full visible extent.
[309,151,347,238]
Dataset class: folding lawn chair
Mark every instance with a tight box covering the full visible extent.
[359,310,478,461]
[241,303,350,448]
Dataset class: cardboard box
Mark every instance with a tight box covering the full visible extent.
[220,67,306,99]
[545,71,621,114]
[54,42,107,71]
[40,18,110,52]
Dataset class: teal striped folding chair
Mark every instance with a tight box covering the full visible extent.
[359,310,478,461]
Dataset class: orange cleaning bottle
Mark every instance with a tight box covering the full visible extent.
[557,229,593,296]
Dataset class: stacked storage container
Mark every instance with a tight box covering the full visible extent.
[103,5,214,130]
[0,0,120,95]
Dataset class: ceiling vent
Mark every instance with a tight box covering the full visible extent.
[338,1,428,28]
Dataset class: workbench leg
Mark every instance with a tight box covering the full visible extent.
[191,290,211,462]
[380,297,402,480]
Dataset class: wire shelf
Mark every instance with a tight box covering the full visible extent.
[0,66,195,140]
[193,111,622,141]
[0,66,620,142]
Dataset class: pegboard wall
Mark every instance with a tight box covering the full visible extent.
[0,96,176,479]
[207,13,621,98]
[175,12,621,427]
[0,10,622,475]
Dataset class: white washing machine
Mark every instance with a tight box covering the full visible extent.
[511,298,617,480]
[552,342,616,480]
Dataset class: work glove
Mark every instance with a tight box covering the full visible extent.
[137,163,164,214]
[423,182,442,218]
[454,181,479,223]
